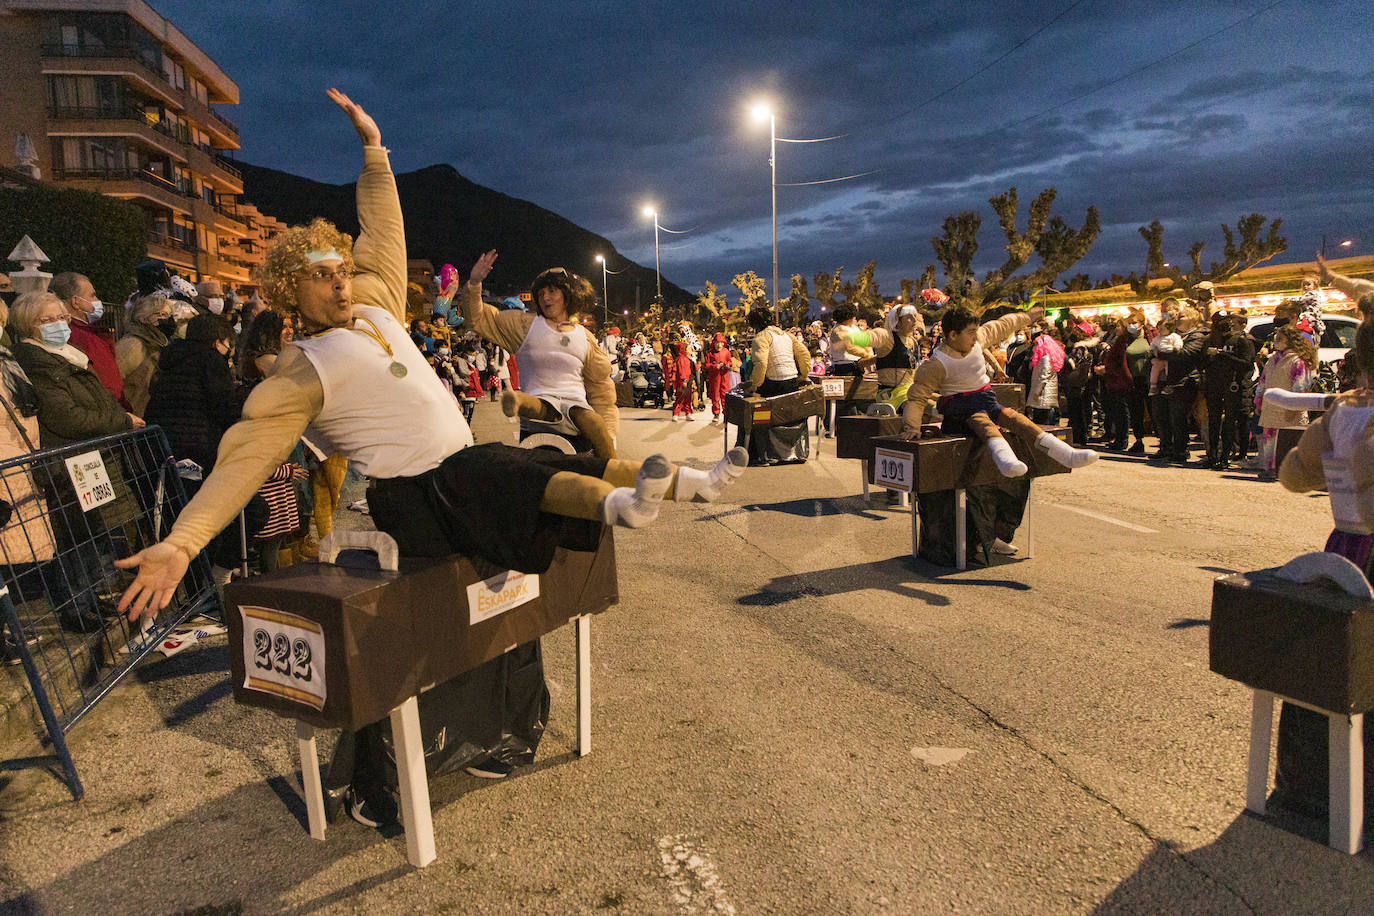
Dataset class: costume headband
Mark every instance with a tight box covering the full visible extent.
[306,248,343,264]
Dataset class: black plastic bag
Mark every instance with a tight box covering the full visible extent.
[916,477,1029,567]
[1273,701,1374,825]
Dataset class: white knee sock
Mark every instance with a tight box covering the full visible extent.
[673,447,748,502]
[601,454,673,527]
[1036,432,1099,468]
[986,437,1028,477]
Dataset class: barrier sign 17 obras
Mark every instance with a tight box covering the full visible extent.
[64,450,116,512]
[239,605,327,711]
[873,447,914,492]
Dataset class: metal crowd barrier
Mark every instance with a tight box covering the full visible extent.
[0,426,220,799]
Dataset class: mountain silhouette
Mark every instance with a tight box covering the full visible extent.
[234,160,692,311]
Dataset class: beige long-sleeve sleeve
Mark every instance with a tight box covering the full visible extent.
[163,145,401,557]
[457,281,533,353]
[749,330,772,390]
[578,327,619,439]
[977,310,1034,348]
[900,357,949,433]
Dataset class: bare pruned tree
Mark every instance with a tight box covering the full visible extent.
[1125,215,1287,297]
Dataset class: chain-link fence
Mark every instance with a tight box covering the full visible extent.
[0,426,220,798]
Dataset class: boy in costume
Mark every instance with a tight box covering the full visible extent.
[899,304,1097,477]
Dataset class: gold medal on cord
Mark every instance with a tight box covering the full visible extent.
[389,361,408,378]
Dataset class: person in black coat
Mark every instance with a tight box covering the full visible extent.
[144,314,240,474]
[1201,312,1257,470]
[1154,307,1208,465]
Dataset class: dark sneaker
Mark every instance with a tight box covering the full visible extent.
[4,628,38,665]
[464,756,514,779]
[1127,441,1145,455]
[348,786,399,828]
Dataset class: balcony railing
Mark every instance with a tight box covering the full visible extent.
[213,155,241,181]
[209,108,239,134]
[53,165,200,201]
[147,229,197,254]
[47,105,194,147]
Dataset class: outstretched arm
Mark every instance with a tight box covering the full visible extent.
[1316,250,1374,303]
[326,89,409,325]
[455,250,531,352]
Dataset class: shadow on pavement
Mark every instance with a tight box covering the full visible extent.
[702,495,891,523]
[1090,813,1374,913]
[1165,618,1210,630]
[738,556,953,609]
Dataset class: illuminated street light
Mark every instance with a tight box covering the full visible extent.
[642,205,661,302]
[595,254,609,327]
[1341,240,1354,247]
[751,101,778,318]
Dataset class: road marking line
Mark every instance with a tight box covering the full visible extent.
[1052,504,1158,533]
[658,835,737,915]
[911,746,971,766]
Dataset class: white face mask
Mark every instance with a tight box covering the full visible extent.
[88,297,103,321]
[206,297,225,315]
[1127,323,1140,334]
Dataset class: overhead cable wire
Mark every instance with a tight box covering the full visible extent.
[779,170,882,187]
[858,0,1088,135]
[998,0,1286,132]
[777,133,848,143]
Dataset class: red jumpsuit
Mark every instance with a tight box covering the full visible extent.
[704,345,732,417]
[669,342,695,417]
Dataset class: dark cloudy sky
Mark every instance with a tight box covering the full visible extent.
[167,0,1371,299]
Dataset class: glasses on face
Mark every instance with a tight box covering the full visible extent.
[300,267,355,283]
[36,313,66,325]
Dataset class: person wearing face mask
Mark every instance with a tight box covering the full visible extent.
[195,280,227,317]
[49,271,130,411]
[115,294,176,416]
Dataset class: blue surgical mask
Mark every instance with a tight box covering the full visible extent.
[40,320,71,347]
[1127,323,1140,334]
[88,298,103,322]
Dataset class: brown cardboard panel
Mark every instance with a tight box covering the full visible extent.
[1210,571,1374,714]
[836,415,906,459]
[868,427,1071,493]
[226,532,619,729]
[991,384,1026,412]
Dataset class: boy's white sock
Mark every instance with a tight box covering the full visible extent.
[1036,432,1099,469]
[601,454,673,527]
[986,437,1028,477]
[673,447,748,502]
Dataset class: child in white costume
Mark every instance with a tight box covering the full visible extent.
[899,304,1098,477]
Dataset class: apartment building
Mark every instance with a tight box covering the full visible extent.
[0,0,258,289]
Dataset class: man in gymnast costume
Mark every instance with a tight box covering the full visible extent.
[117,90,747,824]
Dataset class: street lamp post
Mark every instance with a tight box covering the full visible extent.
[642,206,661,303]
[595,254,609,327]
[752,103,778,319]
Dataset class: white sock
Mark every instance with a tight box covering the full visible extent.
[673,447,748,502]
[986,437,1028,477]
[602,454,674,527]
[1036,432,1099,469]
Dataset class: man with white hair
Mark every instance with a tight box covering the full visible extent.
[49,271,127,409]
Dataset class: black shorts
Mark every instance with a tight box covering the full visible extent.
[938,388,1005,436]
[368,443,609,573]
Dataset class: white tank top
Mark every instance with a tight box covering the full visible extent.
[291,305,474,478]
[932,343,991,394]
[766,329,798,380]
[515,317,592,407]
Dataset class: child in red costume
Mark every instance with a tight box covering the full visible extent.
[704,333,731,423]
[668,340,695,420]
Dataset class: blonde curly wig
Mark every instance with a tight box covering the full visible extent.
[253,218,355,314]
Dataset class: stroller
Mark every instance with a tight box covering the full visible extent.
[628,359,666,408]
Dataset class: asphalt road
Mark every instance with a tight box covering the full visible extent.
[2,400,1371,915]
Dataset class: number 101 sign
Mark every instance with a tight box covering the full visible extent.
[873,446,913,492]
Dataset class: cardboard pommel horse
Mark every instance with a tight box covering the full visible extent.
[865,426,1072,569]
[225,528,618,868]
[1211,553,1374,854]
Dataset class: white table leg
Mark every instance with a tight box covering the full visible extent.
[1246,690,1275,815]
[861,460,870,501]
[898,491,909,508]
[955,488,967,571]
[1328,712,1365,854]
[295,720,326,841]
[576,614,592,757]
[827,401,836,437]
[390,696,436,868]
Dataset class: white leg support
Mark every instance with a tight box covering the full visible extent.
[910,496,920,559]
[898,491,909,508]
[389,696,436,868]
[861,460,870,501]
[1328,712,1365,854]
[295,719,326,841]
[1246,690,1275,815]
[955,488,967,571]
[827,401,836,437]
[576,614,592,757]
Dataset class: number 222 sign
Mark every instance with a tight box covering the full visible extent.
[873,447,913,492]
[240,605,327,710]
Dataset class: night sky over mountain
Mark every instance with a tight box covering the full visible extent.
[166,0,1372,297]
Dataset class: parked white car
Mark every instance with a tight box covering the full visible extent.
[1246,314,1358,366]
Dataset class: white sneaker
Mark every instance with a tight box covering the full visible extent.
[991,538,1019,556]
